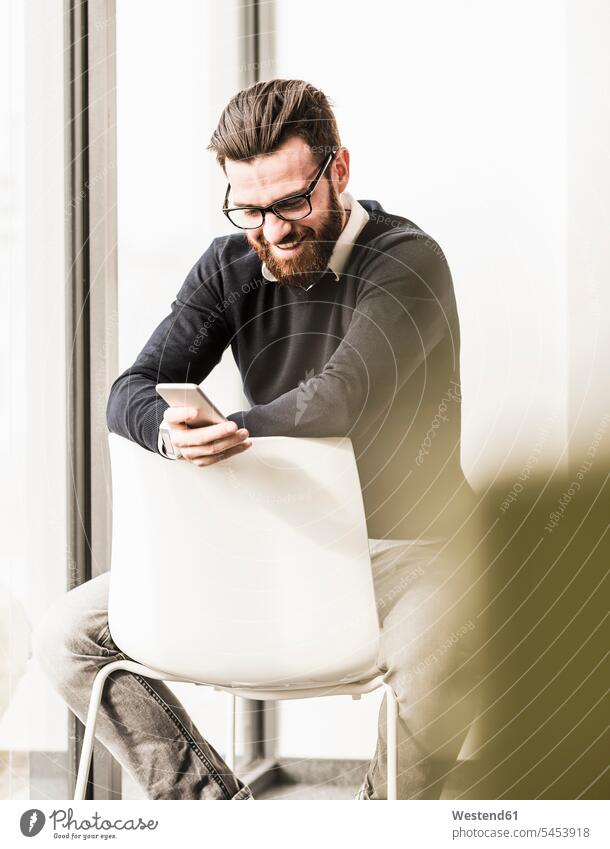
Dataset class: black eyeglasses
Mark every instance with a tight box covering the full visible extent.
[222,149,337,230]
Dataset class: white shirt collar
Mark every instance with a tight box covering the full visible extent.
[260,192,370,285]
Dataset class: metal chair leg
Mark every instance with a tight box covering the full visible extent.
[384,682,398,800]
[74,660,127,799]
[226,693,236,771]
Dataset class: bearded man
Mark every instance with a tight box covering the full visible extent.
[34,79,483,800]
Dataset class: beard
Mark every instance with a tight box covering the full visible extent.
[247,181,345,289]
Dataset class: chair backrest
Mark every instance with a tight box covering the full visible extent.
[107,433,380,690]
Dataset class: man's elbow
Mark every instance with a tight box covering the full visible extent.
[302,389,363,437]
[106,376,126,435]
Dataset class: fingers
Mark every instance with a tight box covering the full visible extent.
[180,428,251,462]
[162,406,200,426]
[171,419,244,448]
[189,440,252,468]
[162,413,252,467]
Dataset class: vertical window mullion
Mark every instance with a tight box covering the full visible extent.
[64,0,92,798]
[237,0,277,771]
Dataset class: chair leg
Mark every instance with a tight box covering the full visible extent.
[226,693,236,771]
[74,660,127,800]
[384,683,398,800]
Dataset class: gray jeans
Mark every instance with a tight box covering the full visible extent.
[32,537,482,800]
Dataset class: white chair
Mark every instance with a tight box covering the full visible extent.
[74,433,398,800]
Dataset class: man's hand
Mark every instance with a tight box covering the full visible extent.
[162,407,251,467]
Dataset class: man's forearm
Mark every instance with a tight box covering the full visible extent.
[106,370,168,454]
[227,370,357,438]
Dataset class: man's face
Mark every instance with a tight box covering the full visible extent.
[224,136,350,288]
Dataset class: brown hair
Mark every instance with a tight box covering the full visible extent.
[208,79,340,171]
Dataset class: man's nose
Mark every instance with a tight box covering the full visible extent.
[262,213,293,245]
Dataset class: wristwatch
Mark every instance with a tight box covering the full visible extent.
[158,422,183,460]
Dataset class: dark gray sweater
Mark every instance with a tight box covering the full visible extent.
[107,199,478,541]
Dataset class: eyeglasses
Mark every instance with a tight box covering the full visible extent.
[222,149,337,230]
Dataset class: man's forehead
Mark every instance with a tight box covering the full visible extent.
[226,138,316,203]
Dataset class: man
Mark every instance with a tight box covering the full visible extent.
[34,79,483,800]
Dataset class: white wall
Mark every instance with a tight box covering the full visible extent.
[566,0,610,462]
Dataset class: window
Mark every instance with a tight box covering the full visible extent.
[0,0,69,799]
[114,0,254,796]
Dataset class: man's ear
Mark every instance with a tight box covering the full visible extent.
[333,147,350,194]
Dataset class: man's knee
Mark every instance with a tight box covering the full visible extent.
[32,574,111,691]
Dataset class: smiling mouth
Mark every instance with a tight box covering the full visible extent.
[275,235,306,251]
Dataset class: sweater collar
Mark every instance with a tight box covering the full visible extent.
[260,192,370,285]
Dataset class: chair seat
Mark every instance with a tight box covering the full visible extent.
[93,656,385,702]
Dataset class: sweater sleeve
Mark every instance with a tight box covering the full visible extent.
[106,241,232,453]
[226,236,456,438]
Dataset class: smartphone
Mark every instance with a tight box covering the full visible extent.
[156,383,227,428]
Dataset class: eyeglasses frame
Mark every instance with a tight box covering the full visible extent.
[222,148,338,230]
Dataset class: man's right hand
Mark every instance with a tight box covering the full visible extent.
[162,407,251,467]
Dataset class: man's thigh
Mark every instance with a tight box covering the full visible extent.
[33,571,114,669]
